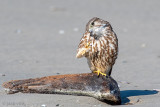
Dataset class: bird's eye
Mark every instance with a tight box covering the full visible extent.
[91,22,94,26]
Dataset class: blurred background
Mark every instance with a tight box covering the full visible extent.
[0,0,160,106]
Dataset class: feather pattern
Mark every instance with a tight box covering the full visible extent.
[76,17,118,76]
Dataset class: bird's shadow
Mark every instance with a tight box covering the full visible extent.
[120,90,159,104]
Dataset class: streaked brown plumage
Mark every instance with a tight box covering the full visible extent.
[76,17,118,76]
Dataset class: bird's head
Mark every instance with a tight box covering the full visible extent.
[86,17,112,39]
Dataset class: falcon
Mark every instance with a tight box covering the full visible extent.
[76,17,118,76]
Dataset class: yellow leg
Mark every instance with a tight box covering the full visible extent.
[93,70,106,76]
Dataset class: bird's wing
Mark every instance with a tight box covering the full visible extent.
[76,33,91,58]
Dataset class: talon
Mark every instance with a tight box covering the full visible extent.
[93,70,100,76]
[100,72,106,76]
[93,70,106,76]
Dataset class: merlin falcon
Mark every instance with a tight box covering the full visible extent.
[76,17,118,77]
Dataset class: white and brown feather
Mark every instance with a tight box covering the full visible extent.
[76,17,118,76]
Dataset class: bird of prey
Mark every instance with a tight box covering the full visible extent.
[76,17,118,76]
